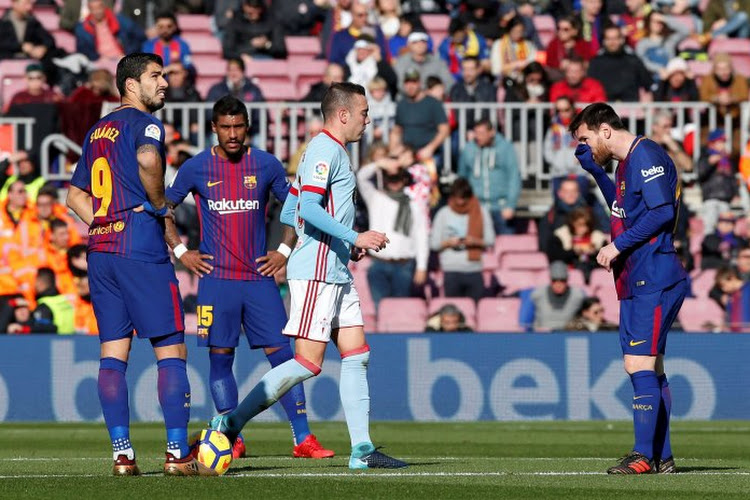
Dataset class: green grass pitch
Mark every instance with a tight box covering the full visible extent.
[1,421,749,499]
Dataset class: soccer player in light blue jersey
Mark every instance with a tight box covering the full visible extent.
[208,82,407,469]
[571,103,688,474]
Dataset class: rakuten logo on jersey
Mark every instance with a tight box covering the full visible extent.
[207,198,259,214]
[641,165,665,182]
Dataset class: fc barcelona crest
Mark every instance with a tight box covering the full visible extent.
[620,180,626,195]
[244,175,257,189]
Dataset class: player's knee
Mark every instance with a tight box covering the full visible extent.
[623,355,655,375]
[294,354,323,376]
[152,332,187,359]
[210,347,235,356]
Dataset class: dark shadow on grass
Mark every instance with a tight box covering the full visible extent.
[229,464,285,473]
[672,466,740,473]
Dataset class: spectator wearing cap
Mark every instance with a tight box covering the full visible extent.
[701,212,748,270]
[356,156,429,308]
[654,57,699,102]
[698,129,738,234]
[587,24,653,102]
[328,1,388,68]
[206,58,265,137]
[702,0,750,40]
[393,31,454,93]
[6,64,63,112]
[548,55,606,104]
[425,304,473,332]
[390,68,450,164]
[430,178,495,302]
[448,56,497,131]
[490,16,537,85]
[388,13,433,58]
[345,37,398,94]
[565,297,618,332]
[142,12,193,70]
[5,296,52,334]
[635,12,690,82]
[699,52,749,128]
[528,261,586,331]
[223,0,287,61]
[438,17,490,81]
[458,119,520,235]
[74,0,146,62]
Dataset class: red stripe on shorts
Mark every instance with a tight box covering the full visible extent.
[169,282,184,332]
[651,304,662,356]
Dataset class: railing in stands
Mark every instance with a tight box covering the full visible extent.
[40,134,82,182]
[0,117,34,151]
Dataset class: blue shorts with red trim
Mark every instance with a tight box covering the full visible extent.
[195,276,288,349]
[619,279,688,356]
[88,252,184,342]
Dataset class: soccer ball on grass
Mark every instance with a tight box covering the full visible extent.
[189,429,233,475]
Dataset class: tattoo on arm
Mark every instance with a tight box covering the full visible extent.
[281,224,298,248]
[137,143,166,209]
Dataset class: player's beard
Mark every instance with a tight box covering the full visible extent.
[141,88,166,113]
[591,141,612,166]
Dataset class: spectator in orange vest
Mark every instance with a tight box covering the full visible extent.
[41,219,76,296]
[73,273,97,335]
[34,183,83,247]
[1,180,42,303]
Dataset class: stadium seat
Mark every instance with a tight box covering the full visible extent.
[482,251,498,272]
[499,251,548,271]
[287,36,322,60]
[708,37,750,57]
[494,269,540,295]
[730,54,750,78]
[687,60,712,79]
[595,286,620,324]
[177,14,212,33]
[377,298,427,333]
[176,270,198,298]
[494,234,539,256]
[533,15,556,48]
[476,297,523,332]
[691,269,717,299]
[36,8,60,32]
[53,30,76,53]
[588,267,613,293]
[678,297,723,332]
[567,267,587,291]
[420,14,449,41]
[428,297,477,329]
[195,76,214,99]
[350,261,377,330]
[688,216,704,237]
[257,81,298,101]
[184,313,198,335]
[192,54,228,77]
[291,59,329,93]
[182,33,222,55]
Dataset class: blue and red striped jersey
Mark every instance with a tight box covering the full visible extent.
[166,146,290,280]
[71,105,169,263]
[610,136,687,299]
[726,281,750,332]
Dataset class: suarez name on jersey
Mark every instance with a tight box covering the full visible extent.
[166,147,290,281]
[611,137,687,299]
[287,131,356,284]
[71,106,169,263]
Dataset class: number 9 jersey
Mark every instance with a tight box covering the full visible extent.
[71,106,169,263]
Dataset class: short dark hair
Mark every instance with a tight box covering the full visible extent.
[212,95,249,124]
[462,56,480,67]
[67,244,88,278]
[321,82,366,121]
[449,177,474,199]
[36,267,56,288]
[425,75,443,89]
[49,219,68,232]
[474,118,494,131]
[155,11,177,23]
[37,182,58,201]
[116,53,163,96]
[568,102,625,136]
[227,57,245,73]
[716,266,739,285]
[448,16,468,34]
[578,296,601,315]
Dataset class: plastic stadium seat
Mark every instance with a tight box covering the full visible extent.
[595,286,620,324]
[291,59,328,88]
[691,269,717,299]
[476,297,523,332]
[420,14,449,40]
[183,33,222,55]
[533,15,556,47]
[730,54,750,78]
[36,8,60,31]
[0,59,35,78]
[588,267,613,293]
[192,54,227,77]
[708,37,750,57]
[257,81,298,101]
[184,313,198,335]
[688,216,704,237]
[176,270,198,299]
[494,269,539,295]
[195,76,214,99]
[567,267,587,291]
[494,234,539,256]
[499,251,548,271]
[482,251,498,272]
[177,14,212,33]
[287,36,322,60]
[350,261,376,329]
[376,298,427,333]
[687,60,712,79]
[678,297,723,332]
[53,30,76,53]
[428,297,477,329]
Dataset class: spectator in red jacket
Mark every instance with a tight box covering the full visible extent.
[548,55,606,104]
[545,14,595,78]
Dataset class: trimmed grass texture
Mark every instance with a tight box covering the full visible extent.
[1,421,749,499]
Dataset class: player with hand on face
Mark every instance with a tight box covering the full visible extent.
[166,95,334,460]
[570,103,688,474]
[66,53,211,476]
[208,82,407,469]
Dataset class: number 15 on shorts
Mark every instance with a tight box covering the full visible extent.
[196,305,213,338]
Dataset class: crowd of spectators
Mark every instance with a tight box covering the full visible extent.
[3,0,750,333]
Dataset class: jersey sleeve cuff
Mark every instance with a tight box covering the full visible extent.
[289,186,299,196]
[301,185,327,196]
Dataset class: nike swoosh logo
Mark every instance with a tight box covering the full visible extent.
[184,393,191,398]
[629,340,647,347]
[207,180,223,187]
[633,395,653,400]
[296,402,304,406]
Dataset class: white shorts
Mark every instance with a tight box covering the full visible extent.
[283,279,364,342]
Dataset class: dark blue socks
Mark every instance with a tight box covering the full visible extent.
[209,351,238,414]
[630,370,662,460]
[157,358,191,459]
[98,357,132,459]
[654,374,673,460]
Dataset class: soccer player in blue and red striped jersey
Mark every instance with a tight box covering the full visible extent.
[166,95,333,459]
[67,53,211,476]
[571,103,688,475]
[716,267,750,332]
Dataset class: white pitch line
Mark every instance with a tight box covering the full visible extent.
[0,456,714,462]
[1,471,750,480]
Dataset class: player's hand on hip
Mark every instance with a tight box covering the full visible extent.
[256,251,288,277]
[355,230,389,252]
[596,242,620,272]
[139,201,174,219]
[350,247,368,262]
[180,250,214,277]
[574,144,601,174]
